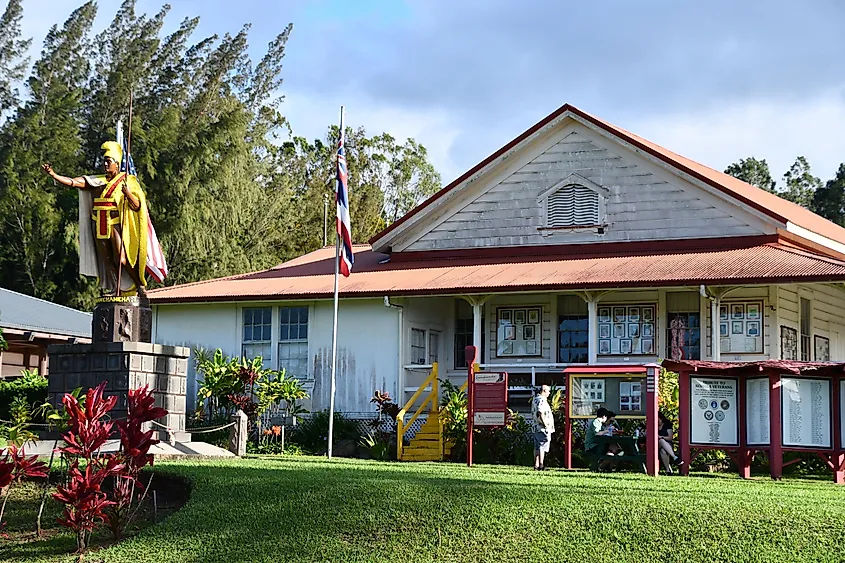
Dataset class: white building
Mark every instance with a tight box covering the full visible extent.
[149,103,845,419]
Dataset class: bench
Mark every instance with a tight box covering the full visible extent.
[590,435,646,473]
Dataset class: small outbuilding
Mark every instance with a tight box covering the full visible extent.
[0,287,91,378]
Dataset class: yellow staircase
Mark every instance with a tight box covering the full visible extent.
[396,363,443,462]
[400,410,442,461]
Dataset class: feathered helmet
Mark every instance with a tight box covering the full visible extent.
[100,141,122,164]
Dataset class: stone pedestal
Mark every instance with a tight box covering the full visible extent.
[47,342,190,442]
[92,298,153,343]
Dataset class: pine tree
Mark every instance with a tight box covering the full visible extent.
[813,164,845,226]
[781,156,821,210]
[0,2,97,307]
[724,157,776,192]
[0,0,31,117]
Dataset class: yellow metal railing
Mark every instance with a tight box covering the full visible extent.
[396,363,439,460]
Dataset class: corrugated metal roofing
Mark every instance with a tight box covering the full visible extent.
[149,242,845,303]
[662,359,845,376]
[0,287,92,338]
[370,104,845,249]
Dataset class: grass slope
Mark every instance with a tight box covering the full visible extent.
[4,457,845,563]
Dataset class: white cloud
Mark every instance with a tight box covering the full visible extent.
[630,92,845,183]
[283,91,463,182]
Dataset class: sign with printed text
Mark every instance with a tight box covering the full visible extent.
[471,371,508,426]
[690,377,738,446]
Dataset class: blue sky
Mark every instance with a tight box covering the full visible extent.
[17,0,845,185]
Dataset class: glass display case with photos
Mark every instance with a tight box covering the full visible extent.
[570,377,645,417]
[718,301,764,354]
[497,306,542,357]
[597,304,656,356]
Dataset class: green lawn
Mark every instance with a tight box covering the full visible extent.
[4,456,845,563]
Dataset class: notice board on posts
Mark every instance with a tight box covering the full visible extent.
[471,372,508,426]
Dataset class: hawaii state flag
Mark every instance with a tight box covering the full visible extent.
[117,121,169,283]
[336,130,354,276]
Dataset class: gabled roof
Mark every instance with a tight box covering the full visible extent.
[148,237,845,303]
[369,103,845,250]
[0,287,91,338]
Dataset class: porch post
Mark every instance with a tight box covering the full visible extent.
[768,371,783,480]
[464,295,490,366]
[587,298,598,364]
[711,295,721,360]
[473,303,483,364]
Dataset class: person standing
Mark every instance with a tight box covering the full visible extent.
[531,385,555,470]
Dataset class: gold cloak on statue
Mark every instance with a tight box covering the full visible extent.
[79,172,149,295]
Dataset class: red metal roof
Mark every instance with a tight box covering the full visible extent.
[369,104,845,249]
[149,240,845,303]
[662,360,845,376]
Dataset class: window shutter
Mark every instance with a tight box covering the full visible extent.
[547,185,599,227]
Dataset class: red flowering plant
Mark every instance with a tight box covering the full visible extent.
[106,385,166,540]
[0,444,49,529]
[53,382,123,552]
[52,382,169,552]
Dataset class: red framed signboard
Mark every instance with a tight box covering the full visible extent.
[472,372,508,426]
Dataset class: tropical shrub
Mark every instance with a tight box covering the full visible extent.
[0,444,48,529]
[53,383,167,553]
[256,370,309,420]
[439,379,467,458]
[290,410,360,454]
[0,370,47,422]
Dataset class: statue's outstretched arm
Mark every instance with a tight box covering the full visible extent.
[41,163,87,189]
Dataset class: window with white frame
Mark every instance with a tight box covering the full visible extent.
[428,332,440,364]
[279,306,309,379]
[410,328,440,365]
[717,301,763,354]
[454,300,485,369]
[800,298,811,361]
[242,307,272,364]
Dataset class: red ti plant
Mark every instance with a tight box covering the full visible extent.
[106,385,166,539]
[53,382,123,553]
[0,445,49,529]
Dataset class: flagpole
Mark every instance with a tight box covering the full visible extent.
[328,105,344,460]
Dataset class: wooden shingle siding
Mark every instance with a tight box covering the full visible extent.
[405,128,768,252]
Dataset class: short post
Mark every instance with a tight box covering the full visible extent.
[465,345,478,468]
[645,364,659,477]
[768,372,783,480]
[737,374,751,479]
[832,375,844,485]
[229,409,248,457]
[564,372,573,469]
[679,369,691,475]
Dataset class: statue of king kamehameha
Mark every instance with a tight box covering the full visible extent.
[41,124,167,298]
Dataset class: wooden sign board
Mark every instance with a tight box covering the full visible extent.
[471,372,508,426]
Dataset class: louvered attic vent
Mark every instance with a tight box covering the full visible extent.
[537,173,608,235]
[547,185,599,227]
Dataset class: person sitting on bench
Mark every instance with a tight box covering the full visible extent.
[585,408,619,470]
[658,412,684,473]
